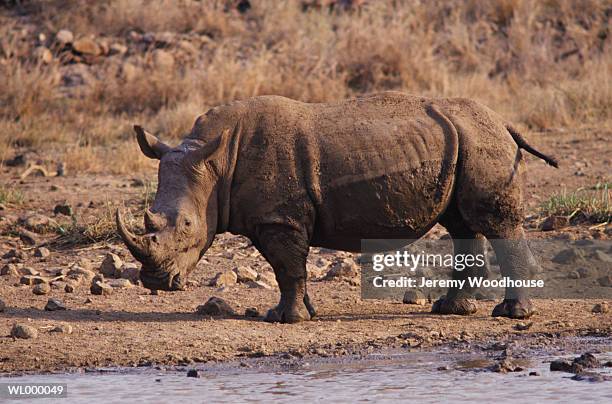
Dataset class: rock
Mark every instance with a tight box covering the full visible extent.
[306,263,327,280]
[196,297,236,316]
[593,250,612,263]
[72,37,101,55]
[257,272,277,287]
[5,154,27,166]
[514,322,533,331]
[246,280,272,289]
[18,229,39,245]
[99,253,123,278]
[550,359,573,372]
[53,203,73,216]
[402,290,427,305]
[21,267,40,276]
[64,283,75,293]
[492,358,523,373]
[233,265,257,283]
[50,324,73,334]
[45,298,66,311]
[109,43,128,55]
[20,275,45,285]
[56,29,74,44]
[3,248,25,260]
[324,259,360,282]
[244,307,260,317]
[152,49,174,69]
[11,324,38,339]
[34,247,50,258]
[187,369,200,378]
[592,302,609,313]
[68,266,96,283]
[576,267,598,279]
[108,278,133,289]
[210,270,237,287]
[23,214,54,232]
[597,275,612,287]
[574,353,600,369]
[0,298,5,312]
[90,281,113,296]
[541,215,569,231]
[1,264,19,276]
[552,248,584,264]
[529,371,540,376]
[120,263,140,284]
[33,46,53,64]
[32,283,51,295]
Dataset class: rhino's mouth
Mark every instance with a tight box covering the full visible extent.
[140,268,185,291]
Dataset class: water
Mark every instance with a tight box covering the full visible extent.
[3,350,611,403]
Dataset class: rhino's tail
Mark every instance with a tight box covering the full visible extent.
[506,124,559,168]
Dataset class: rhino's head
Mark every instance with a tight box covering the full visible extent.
[116,125,229,291]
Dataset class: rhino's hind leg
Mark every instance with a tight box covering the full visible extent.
[488,229,538,319]
[432,211,489,315]
[254,224,311,324]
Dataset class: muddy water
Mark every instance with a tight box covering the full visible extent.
[4,345,612,403]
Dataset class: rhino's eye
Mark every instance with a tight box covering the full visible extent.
[183,218,192,227]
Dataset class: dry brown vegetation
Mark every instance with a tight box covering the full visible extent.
[1,0,611,173]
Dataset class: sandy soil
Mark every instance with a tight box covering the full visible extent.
[0,128,610,374]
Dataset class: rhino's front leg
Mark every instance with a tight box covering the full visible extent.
[254,224,312,323]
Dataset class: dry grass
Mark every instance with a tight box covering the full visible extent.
[1,0,611,173]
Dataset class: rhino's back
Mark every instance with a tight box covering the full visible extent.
[228,92,458,245]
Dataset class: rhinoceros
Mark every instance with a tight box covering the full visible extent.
[116,92,557,322]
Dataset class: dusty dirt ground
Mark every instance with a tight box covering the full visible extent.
[0,128,610,374]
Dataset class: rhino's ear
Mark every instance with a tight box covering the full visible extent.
[185,128,232,175]
[134,125,171,160]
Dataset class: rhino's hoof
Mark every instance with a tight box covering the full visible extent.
[263,304,311,324]
[492,299,535,319]
[431,297,477,315]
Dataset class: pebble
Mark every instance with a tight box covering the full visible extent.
[65,284,75,293]
[196,297,236,317]
[0,298,5,312]
[210,270,237,287]
[540,215,569,231]
[120,263,140,284]
[99,253,123,278]
[244,307,260,317]
[53,203,73,216]
[45,298,67,311]
[33,283,51,295]
[246,280,271,289]
[11,324,38,339]
[402,290,427,305]
[1,264,19,276]
[186,369,200,378]
[72,37,101,55]
[233,265,258,283]
[50,324,73,334]
[90,281,113,296]
[592,302,609,313]
[34,247,50,258]
[56,29,74,44]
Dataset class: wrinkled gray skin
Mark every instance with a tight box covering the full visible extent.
[117,92,558,323]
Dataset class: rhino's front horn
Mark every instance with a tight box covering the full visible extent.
[116,209,151,262]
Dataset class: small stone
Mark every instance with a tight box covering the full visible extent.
[72,37,101,55]
[109,43,127,55]
[120,263,140,284]
[23,214,54,232]
[324,259,360,281]
[56,29,74,44]
[514,321,533,331]
[64,283,75,293]
[1,264,19,276]
[597,275,612,287]
[90,281,113,296]
[107,278,133,289]
[196,297,236,316]
[552,248,583,264]
[20,267,40,276]
[33,283,51,295]
[0,298,5,312]
[33,46,52,64]
[233,266,258,283]
[593,250,612,263]
[592,302,609,313]
[529,371,540,376]
[50,324,73,334]
[18,229,39,245]
[53,203,73,216]
[186,369,200,378]
[550,359,573,372]
[541,215,569,231]
[210,270,237,287]
[244,307,260,317]
[3,248,25,260]
[402,290,427,305]
[45,298,66,311]
[152,49,174,69]
[99,253,123,278]
[246,280,272,289]
[11,324,38,339]
[576,267,598,279]
[34,247,50,258]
